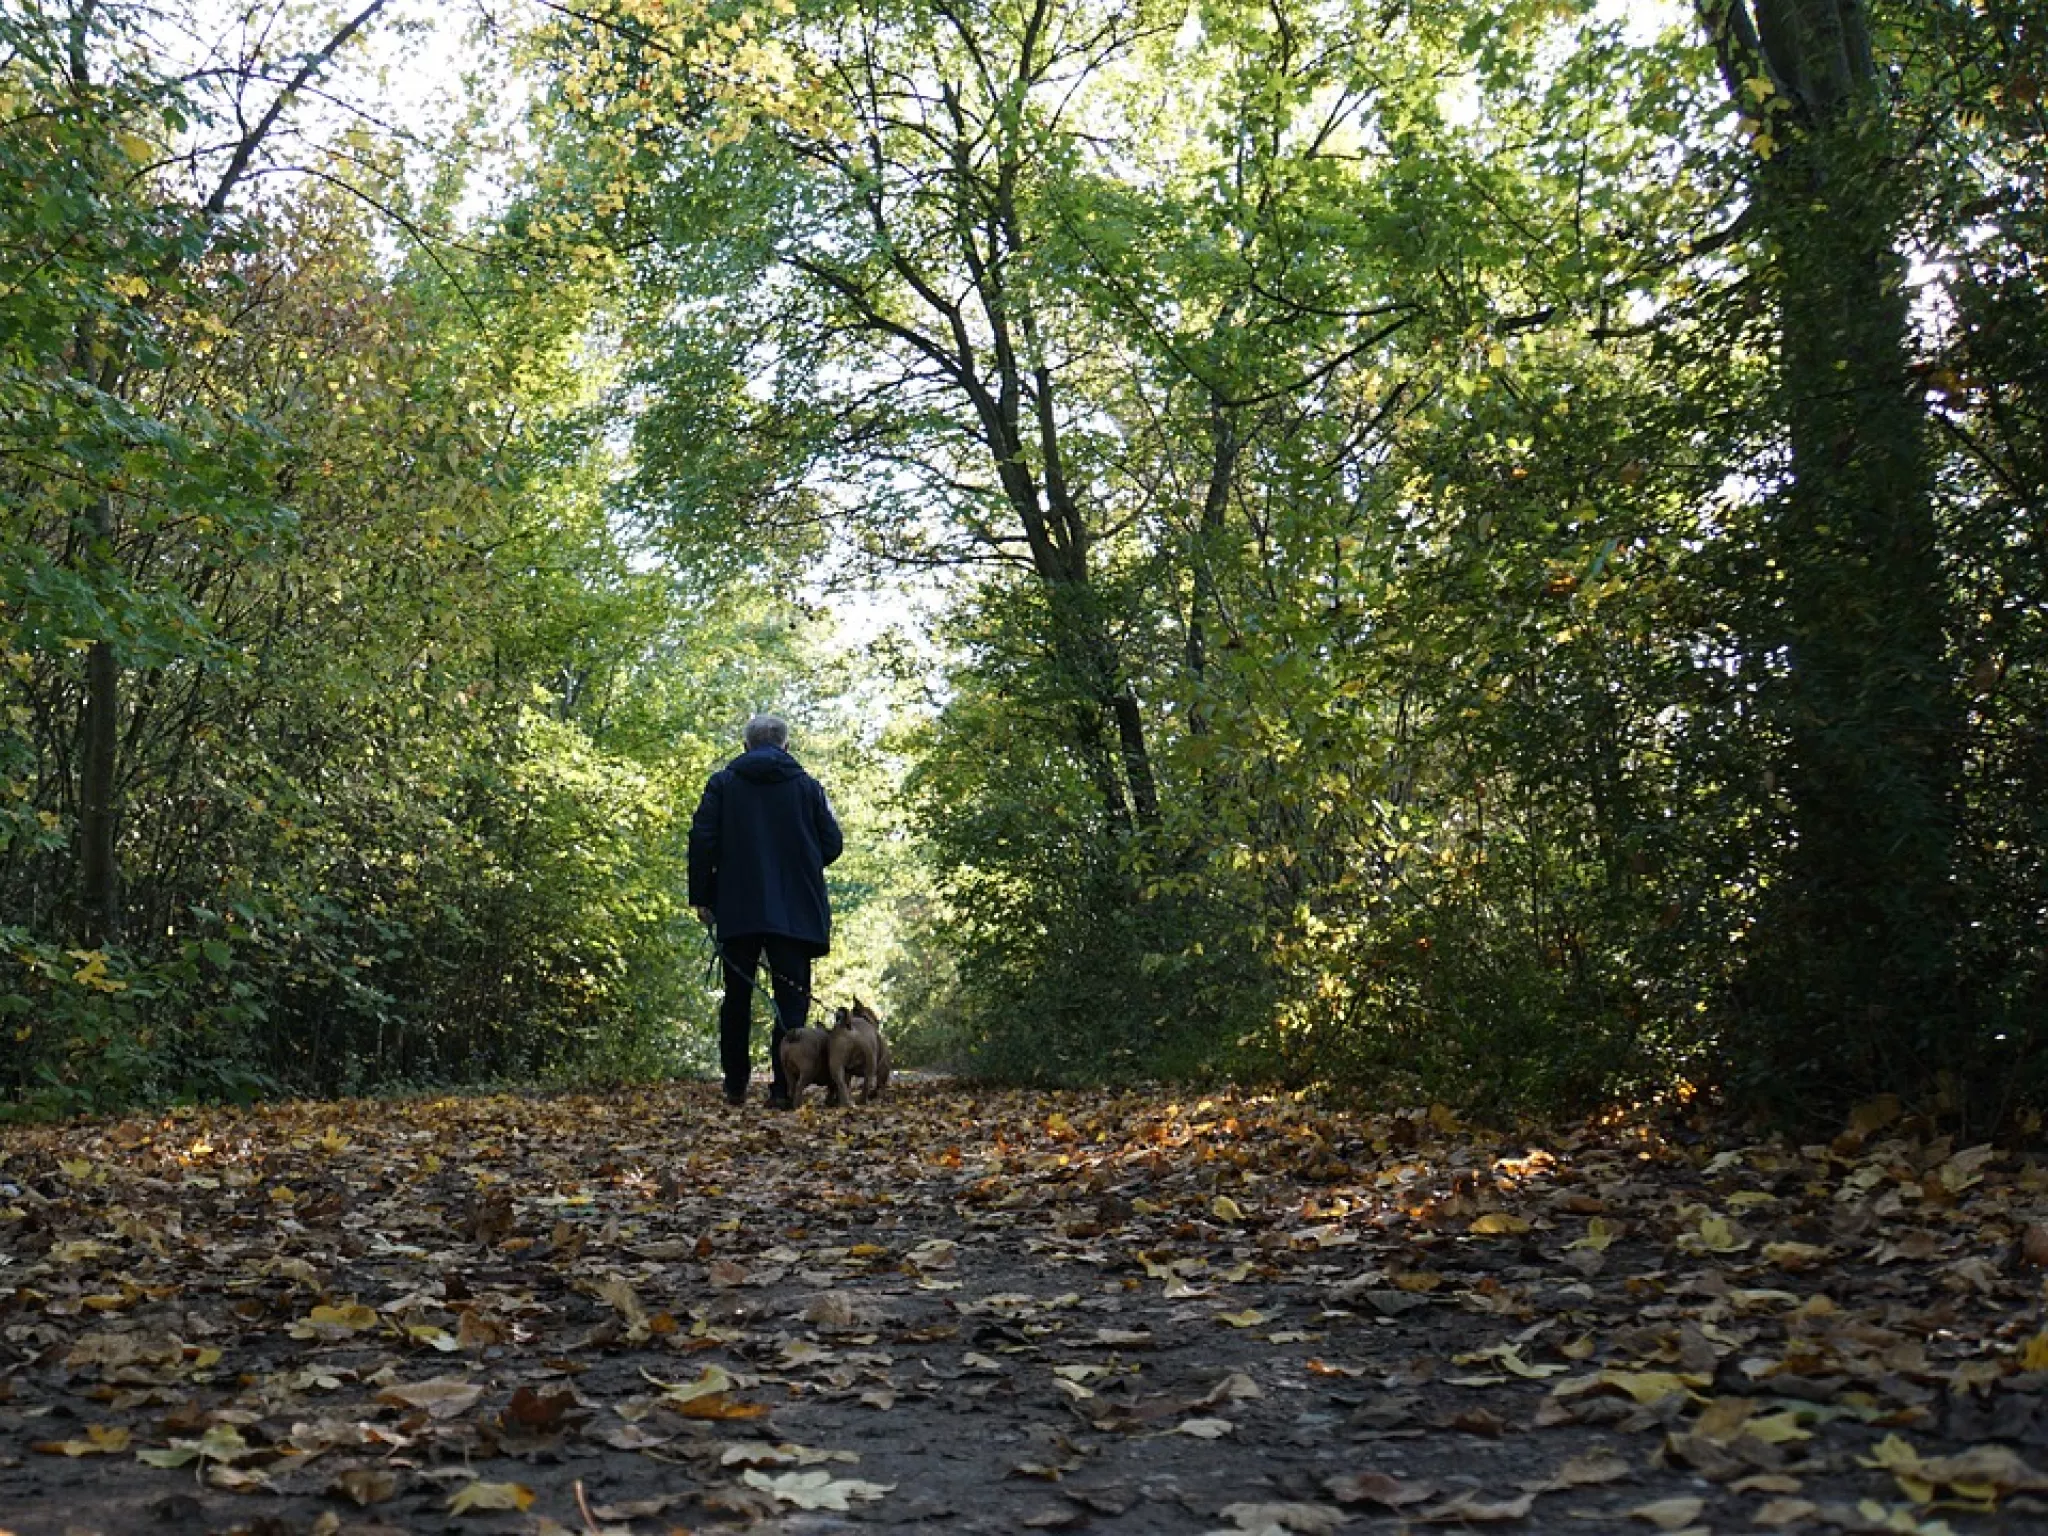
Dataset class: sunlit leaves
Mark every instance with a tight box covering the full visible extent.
[8,1065,2048,1532]
[447,1478,536,1514]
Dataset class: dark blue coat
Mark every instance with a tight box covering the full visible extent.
[687,747,843,953]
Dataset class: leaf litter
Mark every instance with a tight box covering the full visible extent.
[1,1083,2045,1534]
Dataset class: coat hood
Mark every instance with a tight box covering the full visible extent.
[730,745,805,785]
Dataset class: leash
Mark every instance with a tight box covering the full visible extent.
[697,919,851,1032]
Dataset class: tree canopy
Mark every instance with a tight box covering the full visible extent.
[3,0,2042,1132]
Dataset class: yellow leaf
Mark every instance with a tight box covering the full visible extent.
[1571,1216,1621,1251]
[643,1363,736,1404]
[1210,1194,1246,1222]
[2021,1332,2048,1371]
[1487,342,1507,368]
[1745,1411,1814,1444]
[447,1480,534,1514]
[33,1424,131,1456]
[1497,1349,1566,1380]
[1937,1144,1996,1193]
[1913,1444,2048,1495]
[1629,1495,1705,1528]
[1761,1241,1829,1270]
[1680,1213,1751,1254]
[1578,1370,1702,1407]
[1470,1212,1531,1235]
[1863,1434,1924,1473]
[302,1303,378,1334]
[1215,1309,1268,1329]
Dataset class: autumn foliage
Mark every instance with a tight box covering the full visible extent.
[3,1082,2047,1534]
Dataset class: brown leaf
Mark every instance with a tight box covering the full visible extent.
[1324,1471,1438,1508]
[2019,1225,2048,1269]
[329,1467,399,1506]
[1546,1450,1632,1488]
[1416,1490,1538,1523]
[1754,1497,1818,1526]
[500,1384,576,1430]
[377,1376,484,1420]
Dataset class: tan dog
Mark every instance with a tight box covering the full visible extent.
[827,1000,890,1105]
[777,1027,833,1106]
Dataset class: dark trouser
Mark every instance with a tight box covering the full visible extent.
[717,933,813,1101]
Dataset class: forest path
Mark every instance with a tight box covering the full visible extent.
[1,1080,2042,1535]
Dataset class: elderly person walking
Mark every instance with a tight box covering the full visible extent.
[688,714,844,1108]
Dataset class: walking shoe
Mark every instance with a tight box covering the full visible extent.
[724,1086,746,1107]
[766,1091,793,1112]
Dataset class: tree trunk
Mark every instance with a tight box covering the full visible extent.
[53,0,397,945]
[1701,0,1965,1099]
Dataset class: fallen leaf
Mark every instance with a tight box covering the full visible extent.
[1325,1471,1437,1507]
[1470,1212,1531,1235]
[1547,1450,1632,1488]
[448,1479,535,1514]
[329,1467,398,1506]
[1754,1497,1818,1526]
[740,1468,894,1510]
[377,1376,485,1419]
[31,1425,131,1457]
[1216,1501,1345,1533]
[1417,1489,1537,1522]
[1629,1495,1706,1529]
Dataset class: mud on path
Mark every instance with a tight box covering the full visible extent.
[2,1081,2045,1536]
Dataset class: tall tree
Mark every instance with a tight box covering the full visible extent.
[1697,2,1966,1104]
[12,0,397,945]
[538,0,1176,835]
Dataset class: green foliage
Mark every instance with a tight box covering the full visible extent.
[9,0,2044,1134]
[0,1,872,1112]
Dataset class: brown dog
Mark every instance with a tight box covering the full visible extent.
[777,1027,833,1106]
[827,1000,890,1105]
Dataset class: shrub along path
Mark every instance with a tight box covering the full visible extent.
[1,1080,2044,1535]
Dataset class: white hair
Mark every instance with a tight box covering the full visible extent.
[744,714,789,749]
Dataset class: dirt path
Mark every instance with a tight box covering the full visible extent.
[1,1081,2043,1535]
